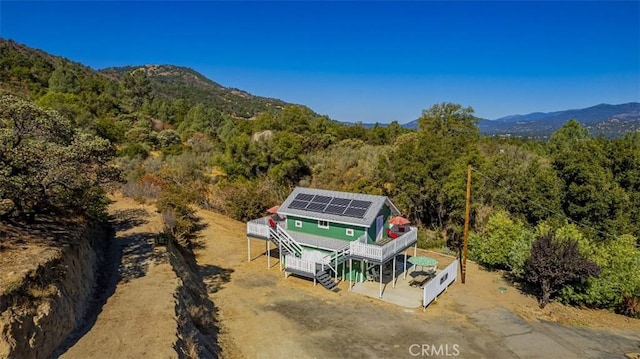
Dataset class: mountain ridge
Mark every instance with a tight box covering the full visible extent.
[100,64,292,119]
[1,38,638,138]
[0,38,294,120]
[478,102,640,138]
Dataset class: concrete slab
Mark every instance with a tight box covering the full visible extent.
[349,268,434,308]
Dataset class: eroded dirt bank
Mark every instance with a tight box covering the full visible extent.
[58,197,219,359]
[0,221,110,359]
[1,196,221,359]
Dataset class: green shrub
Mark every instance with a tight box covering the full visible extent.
[469,210,533,275]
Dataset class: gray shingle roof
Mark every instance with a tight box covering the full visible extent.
[277,187,400,228]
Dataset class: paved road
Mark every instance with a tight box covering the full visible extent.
[468,306,639,359]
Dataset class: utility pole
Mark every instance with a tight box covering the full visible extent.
[462,164,472,284]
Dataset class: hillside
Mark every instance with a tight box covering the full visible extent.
[0,38,291,120]
[0,39,105,97]
[101,64,290,119]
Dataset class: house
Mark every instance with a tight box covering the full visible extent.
[246,187,418,297]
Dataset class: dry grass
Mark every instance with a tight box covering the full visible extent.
[183,333,200,359]
[27,284,58,299]
[188,303,215,332]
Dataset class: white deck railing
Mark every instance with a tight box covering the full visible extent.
[302,249,332,264]
[247,217,271,239]
[285,255,316,274]
[349,227,417,262]
[423,261,458,307]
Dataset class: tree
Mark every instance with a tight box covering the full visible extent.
[379,103,479,232]
[0,95,120,221]
[551,131,630,236]
[48,61,80,94]
[417,103,478,136]
[547,119,589,154]
[122,69,152,111]
[478,143,563,224]
[524,233,601,308]
[608,133,640,238]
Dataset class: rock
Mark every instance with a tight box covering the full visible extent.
[252,130,273,142]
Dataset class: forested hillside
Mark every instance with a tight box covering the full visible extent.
[101,64,290,119]
[1,38,639,317]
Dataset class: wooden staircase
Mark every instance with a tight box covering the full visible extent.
[316,271,338,291]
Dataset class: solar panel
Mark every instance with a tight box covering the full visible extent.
[289,200,309,209]
[324,204,347,215]
[344,207,367,218]
[330,197,351,206]
[306,202,328,212]
[290,193,373,219]
[295,193,314,201]
[312,195,332,204]
[350,200,372,209]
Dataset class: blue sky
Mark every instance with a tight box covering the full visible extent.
[1,1,638,123]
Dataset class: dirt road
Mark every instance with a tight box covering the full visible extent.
[60,200,180,359]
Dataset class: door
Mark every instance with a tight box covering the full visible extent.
[376,215,384,242]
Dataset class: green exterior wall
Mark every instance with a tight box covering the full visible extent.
[365,204,392,243]
[343,260,364,282]
[285,203,393,244]
[287,215,366,242]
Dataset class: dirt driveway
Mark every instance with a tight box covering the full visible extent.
[193,210,640,358]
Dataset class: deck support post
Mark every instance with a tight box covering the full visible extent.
[267,240,270,269]
[279,241,282,271]
[379,263,383,298]
[247,237,251,262]
[349,259,353,290]
[404,250,408,279]
[362,260,366,283]
[392,256,396,288]
[414,242,417,257]
[335,250,338,282]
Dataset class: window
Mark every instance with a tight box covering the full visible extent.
[295,220,302,228]
[346,228,354,237]
[318,220,329,229]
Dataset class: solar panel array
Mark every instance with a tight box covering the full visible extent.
[289,193,373,219]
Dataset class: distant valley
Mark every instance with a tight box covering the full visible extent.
[401,102,640,138]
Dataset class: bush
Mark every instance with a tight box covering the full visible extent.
[157,191,198,246]
[118,143,150,159]
[617,297,640,318]
[211,179,280,222]
[157,129,181,147]
[560,234,640,311]
[469,210,533,275]
[525,233,601,308]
